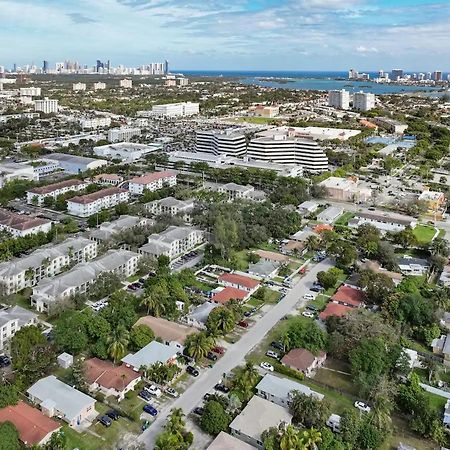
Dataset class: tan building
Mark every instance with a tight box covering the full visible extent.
[319,176,372,202]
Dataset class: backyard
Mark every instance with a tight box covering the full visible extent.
[412,224,438,244]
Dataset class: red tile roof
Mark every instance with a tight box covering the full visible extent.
[85,358,140,391]
[319,302,353,320]
[212,287,247,304]
[281,348,326,373]
[28,179,86,195]
[0,401,60,445]
[68,187,128,204]
[0,208,51,231]
[129,171,176,185]
[332,285,365,307]
[218,273,260,290]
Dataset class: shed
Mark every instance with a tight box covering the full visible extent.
[57,352,73,369]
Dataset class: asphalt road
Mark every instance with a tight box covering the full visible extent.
[139,258,333,449]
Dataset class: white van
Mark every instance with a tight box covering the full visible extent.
[326,414,341,433]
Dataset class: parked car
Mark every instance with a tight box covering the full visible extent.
[354,401,371,413]
[302,311,315,318]
[138,390,152,401]
[326,414,341,433]
[203,393,212,401]
[144,385,162,397]
[99,415,112,427]
[139,278,146,284]
[271,341,285,351]
[0,355,11,367]
[303,293,315,300]
[206,352,218,361]
[310,286,323,293]
[106,410,120,421]
[186,365,199,377]
[260,362,274,372]
[238,320,249,328]
[214,383,230,393]
[192,407,204,416]
[266,350,279,359]
[143,404,158,416]
[165,387,179,398]
[141,420,150,431]
[306,304,317,311]
[212,346,226,355]
[244,310,252,317]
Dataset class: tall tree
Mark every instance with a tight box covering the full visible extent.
[107,326,129,363]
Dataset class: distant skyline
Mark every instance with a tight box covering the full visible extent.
[1,0,450,71]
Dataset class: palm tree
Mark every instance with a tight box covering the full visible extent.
[430,238,449,257]
[279,425,300,450]
[280,332,291,353]
[305,235,321,253]
[299,428,322,449]
[234,362,259,400]
[431,286,450,311]
[184,332,214,361]
[141,287,166,317]
[107,326,129,363]
[207,307,235,335]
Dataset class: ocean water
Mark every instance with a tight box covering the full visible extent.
[177,70,448,95]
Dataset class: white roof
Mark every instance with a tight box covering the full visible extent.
[207,432,256,450]
[121,341,177,369]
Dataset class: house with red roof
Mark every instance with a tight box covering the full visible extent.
[281,348,327,377]
[319,303,353,321]
[128,171,177,195]
[218,272,260,295]
[0,400,61,446]
[212,286,248,304]
[331,285,365,308]
[84,358,141,401]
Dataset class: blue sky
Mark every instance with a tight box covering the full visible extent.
[1,0,450,71]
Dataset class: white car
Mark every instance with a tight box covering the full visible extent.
[145,385,162,397]
[302,311,315,318]
[354,401,371,413]
[303,293,315,301]
[266,350,279,359]
[165,387,179,398]
[260,362,274,372]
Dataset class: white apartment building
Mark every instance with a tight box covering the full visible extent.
[93,142,161,162]
[93,82,106,90]
[79,117,111,130]
[119,79,132,88]
[247,135,328,173]
[196,129,247,157]
[150,102,200,117]
[20,87,41,97]
[27,179,88,206]
[206,182,266,202]
[107,127,141,143]
[0,208,52,238]
[67,187,130,217]
[178,78,189,86]
[0,306,38,351]
[89,215,151,243]
[328,90,350,110]
[73,83,86,92]
[139,226,204,260]
[353,91,376,111]
[31,249,140,312]
[34,98,59,114]
[0,237,98,295]
[146,197,195,222]
[128,171,177,195]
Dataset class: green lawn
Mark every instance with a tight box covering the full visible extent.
[3,288,33,309]
[63,425,104,450]
[313,368,354,393]
[412,224,437,244]
[334,211,355,226]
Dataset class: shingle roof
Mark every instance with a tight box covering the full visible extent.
[218,273,260,289]
[319,303,353,320]
[281,348,317,372]
[212,287,247,304]
[0,208,51,231]
[28,179,86,195]
[332,286,365,307]
[85,358,140,391]
[129,171,176,185]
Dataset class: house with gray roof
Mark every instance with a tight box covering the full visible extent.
[27,376,96,427]
[248,260,279,278]
[398,256,429,276]
[256,373,324,407]
[184,302,219,329]
[121,340,178,371]
[432,334,450,366]
[317,206,344,224]
[31,249,140,312]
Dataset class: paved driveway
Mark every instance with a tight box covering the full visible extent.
[139,258,333,449]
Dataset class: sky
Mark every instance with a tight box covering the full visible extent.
[1,0,450,71]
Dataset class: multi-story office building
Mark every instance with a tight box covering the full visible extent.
[0,306,38,351]
[247,131,328,173]
[348,69,359,79]
[128,171,177,195]
[0,237,98,295]
[107,127,141,143]
[20,87,41,97]
[150,102,200,117]
[27,179,88,206]
[67,187,130,217]
[433,71,443,82]
[391,69,404,80]
[353,91,376,111]
[119,79,132,88]
[139,226,204,260]
[73,82,86,91]
[328,90,350,110]
[195,129,247,157]
[34,98,58,114]
[31,250,140,312]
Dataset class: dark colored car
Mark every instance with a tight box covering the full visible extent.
[193,407,204,416]
[186,365,199,377]
[271,341,285,351]
[106,410,120,421]
[99,415,112,427]
[139,390,152,401]
[212,346,226,355]
[244,310,252,317]
[143,404,158,416]
[214,383,230,393]
[306,304,318,311]
[0,355,11,367]
[139,278,146,284]
[238,320,249,328]
[206,352,218,361]
[203,393,212,401]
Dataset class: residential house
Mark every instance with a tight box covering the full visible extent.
[348,212,417,233]
[398,256,429,276]
[281,348,327,377]
[229,396,292,449]
[0,237,98,294]
[67,187,130,217]
[184,302,219,329]
[121,340,178,371]
[331,285,365,308]
[139,226,204,260]
[441,313,450,331]
[146,197,195,223]
[26,179,88,206]
[255,250,289,264]
[248,260,279,279]
[431,334,450,366]
[84,358,141,401]
[207,432,256,450]
[0,208,52,237]
[27,376,96,427]
[256,373,324,408]
[0,305,38,351]
[359,260,403,285]
[319,303,353,321]
[0,401,61,446]
[212,286,248,304]
[128,171,177,195]
[134,316,196,350]
[280,240,306,257]
[89,215,151,243]
[218,272,260,295]
[31,250,140,312]
[317,206,344,224]
[297,200,319,215]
